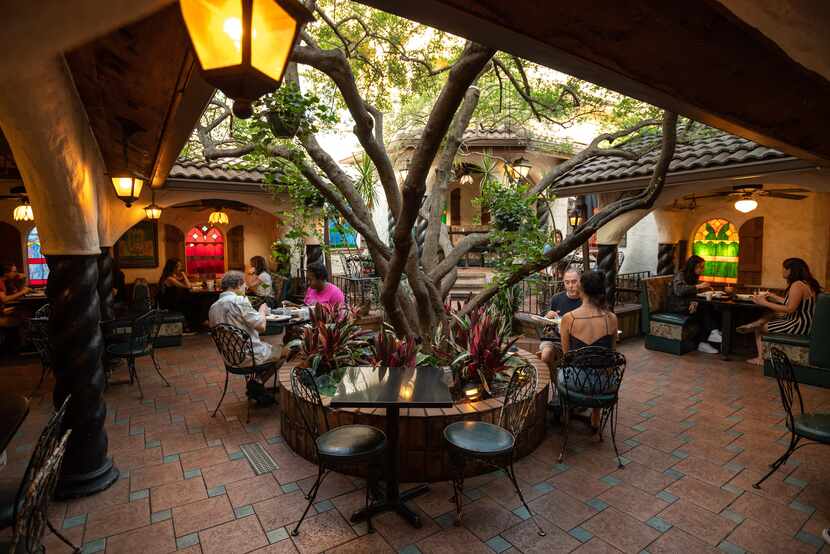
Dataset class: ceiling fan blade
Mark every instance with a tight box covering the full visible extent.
[765,188,810,193]
[766,192,808,200]
[0,194,24,199]
[685,192,729,199]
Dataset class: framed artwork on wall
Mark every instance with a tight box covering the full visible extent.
[115,220,159,268]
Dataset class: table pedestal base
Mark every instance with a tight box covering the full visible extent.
[350,484,429,528]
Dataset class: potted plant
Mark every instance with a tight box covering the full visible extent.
[371,328,419,369]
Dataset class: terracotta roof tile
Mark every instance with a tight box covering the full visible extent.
[168,160,270,184]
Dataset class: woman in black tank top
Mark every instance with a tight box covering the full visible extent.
[560,271,619,428]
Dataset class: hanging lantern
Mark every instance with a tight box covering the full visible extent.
[144,190,162,220]
[13,200,34,222]
[180,0,314,118]
[734,197,758,213]
[209,209,230,225]
[111,176,144,207]
[459,174,474,185]
[568,207,584,228]
[505,156,532,181]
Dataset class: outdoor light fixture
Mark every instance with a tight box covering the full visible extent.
[506,156,531,181]
[111,118,146,207]
[144,191,162,220]
[734,197,758,213]
[568,207,584,228]
[208,209,230,225]
[459,174,474,185]
[463,383,481,402]
[180,0,314,118]
[13,200,33,222]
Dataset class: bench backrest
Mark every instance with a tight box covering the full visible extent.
[640,275,672,334]
[809,293,830,367]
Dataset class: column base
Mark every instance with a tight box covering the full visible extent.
[55,456,119,500]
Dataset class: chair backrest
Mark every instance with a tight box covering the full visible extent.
[132,279,153,313]
[290,366,328,448]
[809,293,830,367]
[498,363,538,438]
[28,320,51,368]
[640,275,672,334]
[210,323,256,369]
[130,309,162,353]
[10,430,71,554]
[33,304,50,319]
[559,346,627,397]
[769,347,804,430]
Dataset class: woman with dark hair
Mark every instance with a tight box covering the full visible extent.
[246,255,274,300]
[283,264,345,308]
[158,258,198,331]
[560,271,619,428]
[738,257,821,365]
[666,255,721,353]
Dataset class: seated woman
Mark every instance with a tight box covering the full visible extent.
[559,270,619,428]
[0,263,30,305]
[285,264,345,308]
[157,258,197,331]
[245,255,274,308]
[666,255,721,354]
[737,257,821,366]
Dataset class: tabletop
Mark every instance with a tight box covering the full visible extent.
[330,366,453,409]
[0,393,30,453]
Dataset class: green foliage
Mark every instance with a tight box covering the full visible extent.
[371,325,418,368]
[351,152,378,211]
[285,304,372,376]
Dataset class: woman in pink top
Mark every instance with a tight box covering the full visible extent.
[302,264,345,307]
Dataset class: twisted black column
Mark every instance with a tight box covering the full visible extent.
[97,247,114,322]
[657,243,677,276]
[597,244,618,309]
[48,255,119,498]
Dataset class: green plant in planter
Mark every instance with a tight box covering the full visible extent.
[371,327,419,369]
[452,307,520,399]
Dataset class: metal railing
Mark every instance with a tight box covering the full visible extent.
[616,271,651,305]
[516,270,651,314]
[332,275,381,309]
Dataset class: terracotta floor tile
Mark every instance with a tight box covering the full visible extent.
[608,462,676,494]
[131,461,183,491]
[179,446,231,471]
[657,499,737,546]
[161,432,207,456]
[647,527,716,553]
[415,526,491,554]
[150,476,208,512]
[252,541,299,554]
[65,477,129,517]
[481,474,547,511]
[201,459,256,489]
[664,476,738,513]
[324,533,394,554]
[297,471,355,501]
[253,491,311,531]
[459,496,522,540]
[225,473,282,507]
[411,480,456,518]
[528,489,598,532]
[111,446,163,472]
[621,444,678,472]
[287,510,356,554]
[730,490,811,535]
[582,507,661,554]
[501,517,581,553]
[84,498,151,541]
[41,523,84,554]
[634,429,687,454]
[549,467,613,502]
[726,518,815,554]
[172,495,234,537]
[671,456,741,487]
[372,502,442,550]
[598,483,670,522]
[572,538,624,553]
[199,514,268,554]
[271,455,318,484]
[105,519,177,554]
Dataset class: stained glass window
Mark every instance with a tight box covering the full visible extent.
[328,218,357,248]
[185,225,225,274]
[27,227,49,286]
[692,218,739,283]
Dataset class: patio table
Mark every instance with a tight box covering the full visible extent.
[0,393,30,470]
[696,295,765,359]
[330,366,453,528]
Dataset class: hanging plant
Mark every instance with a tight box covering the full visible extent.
[260,83,336,139]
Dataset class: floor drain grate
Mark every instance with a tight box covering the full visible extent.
[240,443,279,475]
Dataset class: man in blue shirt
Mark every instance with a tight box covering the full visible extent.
[540,267,582,368]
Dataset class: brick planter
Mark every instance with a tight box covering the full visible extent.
[279,349,549,482]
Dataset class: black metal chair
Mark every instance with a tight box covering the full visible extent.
[443,364,546,536]
[0,396,77,553]
[104,309,168,399]
[26,317,51,390]
[556,346,626,468]
[209,323,281,422]
[754,347,830,488]
[33,304,50,320]
[289,366,386,536]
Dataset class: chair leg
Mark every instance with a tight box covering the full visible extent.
[212,373,230,418]
[47,518,80,552]
[365,462,381,534]
[292,465,326,536]
[558,397,570,463]
[448,450,466,526]
[131,358,144,399]
[151,351,170,387]
[506,459,545,537]
[607,404,624,469]
[754,434,800,489]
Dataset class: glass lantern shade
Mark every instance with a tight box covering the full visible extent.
[111,176,144,207]
[568,208,584,228]
[13,203,34,222]
[734,198,758,213]
[144,203,163,220]
[180,0,313,118]
[208,210,230,225]
[506,157,531,181]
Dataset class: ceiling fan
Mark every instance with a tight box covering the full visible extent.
[0,186,34,221]
[0,185,27,200]
[684,184,809,213]
[171,199,252,213]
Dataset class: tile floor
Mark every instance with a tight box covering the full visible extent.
[1,335,829,554]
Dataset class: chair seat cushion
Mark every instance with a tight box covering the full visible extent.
[793,413,830,443]
[651,312,691,326]
[556,369,617,407]
[443,421,514,455]
[106,342,151,357]
[762,334,810,348]
[317,425,385,458]
[226,361,277,376]
[0,480,19,529]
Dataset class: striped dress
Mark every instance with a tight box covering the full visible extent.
[766,284,816,335]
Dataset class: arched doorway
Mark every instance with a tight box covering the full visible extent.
[0,222,22,269]
[164,224,185,265]
[185,225,225,275]
[738,217,764,285]
[227,225,245,270]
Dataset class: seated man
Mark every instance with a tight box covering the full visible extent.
[209,271,284,403]
[539,267,582,369]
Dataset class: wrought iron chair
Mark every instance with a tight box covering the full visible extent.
[443,364,546,536]
[289,366,386,537]
[33,304,50,320]
[0,396,77,553]
[104,309,168,398]
[26,317,51,390]
[556,346,626,468]
[754,348,830,488]
[209,323,281,422]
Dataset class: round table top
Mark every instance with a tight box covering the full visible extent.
[0,393,30,454]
